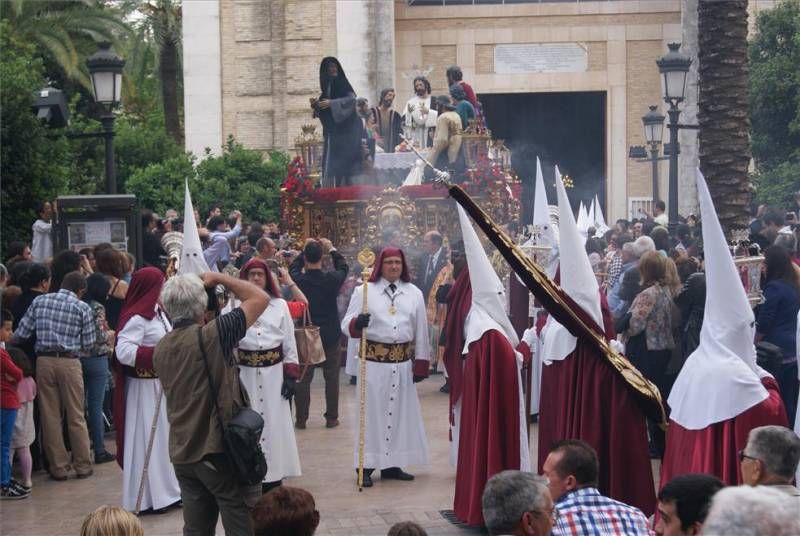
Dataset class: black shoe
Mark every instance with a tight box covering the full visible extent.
[356,469,374,488]
[439,381,450,394]
[381,467,414,481]
[0,485,29,500]
[94,451,116,464]
[349,375,357,385]
[262,480,282,493]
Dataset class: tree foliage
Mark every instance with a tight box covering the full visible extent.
[127,137,290,223]
[1,24,73,251]
[749,0,800,209]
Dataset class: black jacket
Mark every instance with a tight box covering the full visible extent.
[290,250,349,347]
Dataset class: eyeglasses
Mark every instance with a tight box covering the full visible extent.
[738,450,759,463]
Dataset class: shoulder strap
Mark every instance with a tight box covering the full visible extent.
[197,326,225,434]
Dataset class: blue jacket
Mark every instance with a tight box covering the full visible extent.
[757,279,800,360]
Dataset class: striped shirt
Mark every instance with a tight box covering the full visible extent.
[13,289,96,356]
[553,487,652,536]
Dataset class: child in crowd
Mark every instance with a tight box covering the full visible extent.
[0,307,11,349]
[1,310,25,499]
[8,347,36,495]
[80,505,144,536]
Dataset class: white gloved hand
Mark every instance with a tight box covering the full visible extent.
[609,339,625,355]
[522,327,538,349]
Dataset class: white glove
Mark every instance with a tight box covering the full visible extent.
[522,327,538,349]
[609,339,625,355]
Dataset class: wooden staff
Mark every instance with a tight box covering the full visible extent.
[356,248,376,491]
[134,383,163,514]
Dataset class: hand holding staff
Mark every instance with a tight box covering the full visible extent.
[356,248,375,491]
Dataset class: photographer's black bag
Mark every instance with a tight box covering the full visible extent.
[197,329,267,485]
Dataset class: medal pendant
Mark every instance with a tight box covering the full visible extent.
[389,305,397,315]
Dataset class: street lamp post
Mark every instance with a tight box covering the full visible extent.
[86,42,125,194]
[656,42,693,233]
[642,105,665,204]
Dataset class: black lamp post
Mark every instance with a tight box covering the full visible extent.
[86,42,125,194]
[642,105,665,204]
[656,42,692,232]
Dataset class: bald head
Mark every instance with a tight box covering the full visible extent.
[423,231,443,255]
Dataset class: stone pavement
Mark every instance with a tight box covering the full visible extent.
[0,372,503,535]
[0,371,659,535]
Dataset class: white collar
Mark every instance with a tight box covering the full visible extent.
[379,278,404,293]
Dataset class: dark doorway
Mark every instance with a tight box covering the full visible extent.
[479,91,606,221]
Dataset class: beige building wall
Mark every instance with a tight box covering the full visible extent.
[218,0,338,155]
[394,0,682,221]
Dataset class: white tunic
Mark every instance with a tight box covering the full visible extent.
[342,278,430,470]
[115,310,181,512]
[225,298,302,482]
[403,95,437,148]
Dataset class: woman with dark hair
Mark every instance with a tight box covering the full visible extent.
[756,245,800,422]
[222,258,301,492]
[650,226,671,254]
[674,256,705,361]
[619,251,677,457]
[81,273,116,464]
[311,57,363,187]
[94,248,128,330]
[49,250,81,293]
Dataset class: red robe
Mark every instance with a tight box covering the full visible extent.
[538,293,656,516]
[660,377,788,487]
[453,330,530,526]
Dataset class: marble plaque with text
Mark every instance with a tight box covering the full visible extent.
[494,43,588,74]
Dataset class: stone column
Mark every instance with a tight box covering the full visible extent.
[678,0,700,216]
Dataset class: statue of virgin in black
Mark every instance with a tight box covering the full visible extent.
[311,57,364,187]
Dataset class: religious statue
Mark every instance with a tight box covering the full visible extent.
[311,57,363,187]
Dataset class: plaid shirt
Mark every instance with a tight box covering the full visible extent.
[553,487,652,536]
[605,253,624,291]
[13,289,97,356]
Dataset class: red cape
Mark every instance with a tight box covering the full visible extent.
[660,377,788,487]
[538,292,657,516]
[453,330,529,526]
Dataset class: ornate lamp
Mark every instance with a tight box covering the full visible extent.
[656,43,691,105]
[461,118,491,170]
[642,105,665,146]
[294,124,324,183]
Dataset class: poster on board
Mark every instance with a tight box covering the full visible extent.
[68,220,128,252]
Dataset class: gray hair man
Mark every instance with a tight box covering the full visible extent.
[482,470,554,536]
[154,272,268,535]
[740,425,800,506]
[612,235,656,321]
[702,485,800,536]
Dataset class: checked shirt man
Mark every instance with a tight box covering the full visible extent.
[13,272,97,480]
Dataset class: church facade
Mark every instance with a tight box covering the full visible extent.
[182,0,776,221]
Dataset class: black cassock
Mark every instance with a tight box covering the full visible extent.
[314,57,363,187]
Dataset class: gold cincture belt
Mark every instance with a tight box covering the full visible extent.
[364,341,411,363]
[238,347,283,367]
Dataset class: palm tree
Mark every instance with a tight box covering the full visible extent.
[697,0,752,236]
[121,0,183,145]
[1,0,129,90]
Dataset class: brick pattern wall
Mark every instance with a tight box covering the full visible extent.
[587,42,607,72]
[625,40,664,199]
[220,0,337,152]
[234,1,271,42]
[236,56,273,96]
[422,45,457,93]
[475,44,493,74]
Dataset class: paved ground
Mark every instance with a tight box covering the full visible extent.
[0,371,660,535]
[0,373,501,535]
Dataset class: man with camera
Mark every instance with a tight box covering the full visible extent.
[154,272,269,535]
[290,238,349,429]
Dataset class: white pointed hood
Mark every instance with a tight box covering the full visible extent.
[541,168,603,363]
[177,180,211,275]
[576,201,589,234]
[457,205,519,352]
[525,158,559,276]
[593,194,609,236]
[668,169,768,430]
[587,198,596,230]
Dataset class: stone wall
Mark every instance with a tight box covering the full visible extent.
[394,0,682,221]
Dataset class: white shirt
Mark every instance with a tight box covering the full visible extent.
[31,219,52,263]
[342,278,430,360]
